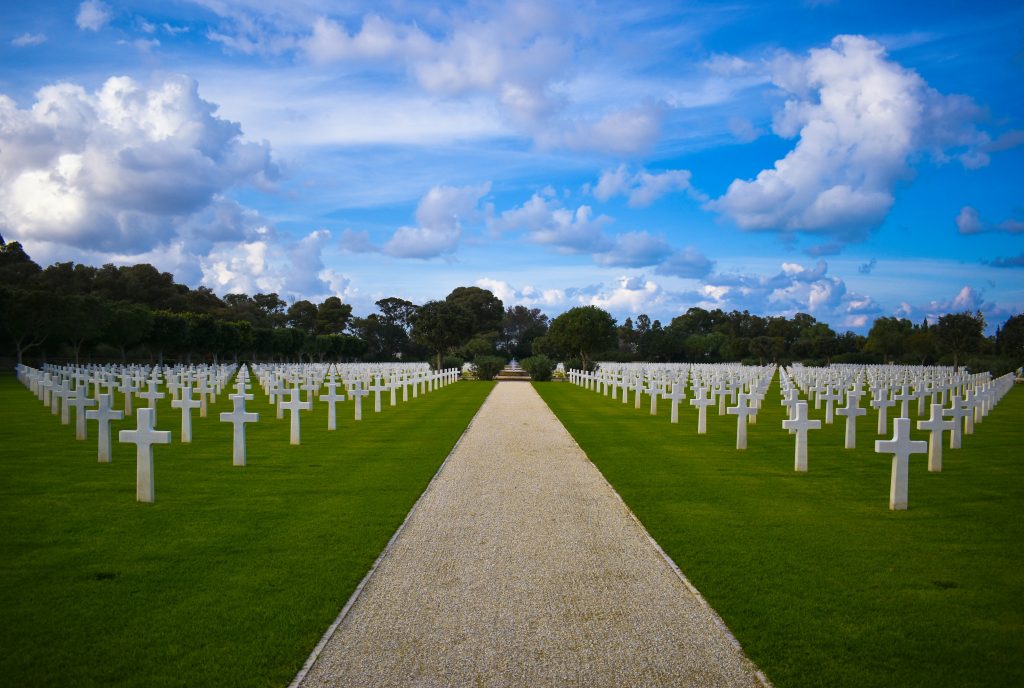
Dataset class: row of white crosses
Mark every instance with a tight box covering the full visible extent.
[16,361,462,503]
[563,361,1017,511]
[569,363,777,449]
[251,363,461,445]
[778,364,1016,509]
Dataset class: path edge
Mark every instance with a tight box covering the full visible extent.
[537,383,774,688]
[288,382,498,688]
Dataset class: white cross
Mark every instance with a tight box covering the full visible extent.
[726,394,757,450]
[137,380,165,424]
[368,376,388,413]
[875,417,928,511]
[664,382,685,424]
[118,407,172,503]
[349,383,369,420]
[58,380,73,425]
[689,387,715,434]
[633,376,644,410]
[835,390,866,449]
[819,386,841,424]
[647,380,662,416]
[86,393,123,463]
[221,394,259,466]
[279,386,312,445]
[68,384,97,440]
[781,389,800,432]
[942,395,969,449]
[171,386,202,443]
[893,384,914,419]
[782,401,821,472]
[119,376,137,416]
[321,382,346,430]
[917,403,956,472]
[870,389,894,435]
[195,377,213,418]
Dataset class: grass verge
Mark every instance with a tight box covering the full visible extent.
[536,379,1023,688]
[0,371,493,687]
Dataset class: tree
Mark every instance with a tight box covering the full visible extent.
[286,300,318,334]
[1,288,59,365]
[934,311,985,368]
[59,295,109,364]
[0,240,42,287]
[376,297,418,331]
[253,293,287,328]
[499,305,549,359]
[411,300,474,369]
[104,303,153,363]
[445,287,504,337]
[996,313,1024,362]
[546,306,617,372]
[316,296,352,335]
[865,317,912,362]
[146,310,190,364]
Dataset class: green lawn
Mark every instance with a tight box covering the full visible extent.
[0,371,494,687]
[536,379,1024,688]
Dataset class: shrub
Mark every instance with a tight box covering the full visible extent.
[564,357,595,372]
[473,355,506,381]
[521,355,555,381]
[441,355,464,370]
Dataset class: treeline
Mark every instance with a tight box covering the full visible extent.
[598,309,1023,373]
[0,240,547,366]
[1,240,1021,372]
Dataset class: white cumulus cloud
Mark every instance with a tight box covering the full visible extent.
[0,75,276,256]
[76,0,112,31]
[593,164,704,207]
[710,35,987,244]
[381,183,491,259]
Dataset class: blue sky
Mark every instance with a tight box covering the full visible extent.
[1,0,1022,332]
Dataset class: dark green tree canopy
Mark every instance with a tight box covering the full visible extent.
[411,300,474,369]
[445,286,503,336]
[546,305,617,371]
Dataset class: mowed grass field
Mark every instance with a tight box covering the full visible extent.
[537,379,1024,688]
[0,370,494,687]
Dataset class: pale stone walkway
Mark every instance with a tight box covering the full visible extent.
[297,383,766,687]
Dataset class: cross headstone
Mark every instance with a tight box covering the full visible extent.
[349,383,368,420]
[943,395,969,449]
[726,393,757,450]
[893,384,914,420]
[118,407,172,503]
[782,401,821,472]
[170,386,202,443]
[68,384,97,440]
[664,382,685,424]
[820,386,840,424]
[835,391,866,449]
[279,386,312,445]
[220,394,259,466]
[369,376,387,413]
[137,380,165,424]
[321,382,346,430]
[875,417,928,511]
[871,390,894,435]
[917,403,956,472]
[689,387,714,435]
[86,393,123,462]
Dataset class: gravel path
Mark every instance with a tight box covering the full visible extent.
[297,382,767,687]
